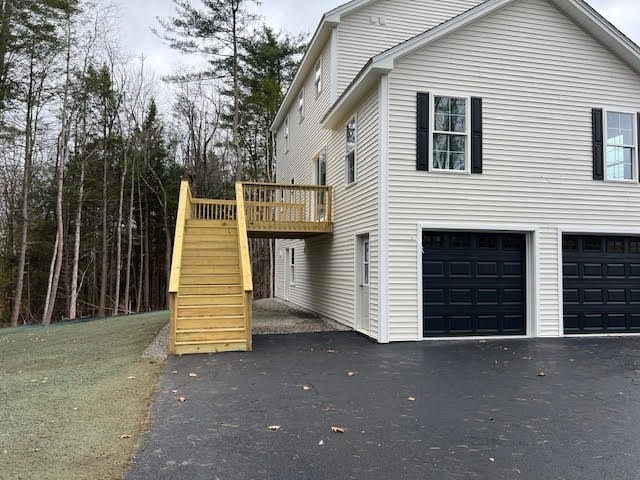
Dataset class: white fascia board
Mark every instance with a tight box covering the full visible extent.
[271,19,337,133]
[321,65,391,129]
[271,0,381,133]
[552,0,640,75]
[322,0,514,129]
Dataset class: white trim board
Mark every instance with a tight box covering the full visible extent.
[378,74,390,343]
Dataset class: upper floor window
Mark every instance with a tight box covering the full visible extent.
[284,115,289,153]
[346,117,357,185]
[605,110,636,181]
[298,90,305,123]
[314,60,322,97]
[431,95,469,172]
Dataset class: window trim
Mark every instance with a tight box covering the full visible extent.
[298,89,305,123]
[345,116,357,186]
[284,115,289,153]
[603,107,637,183]
[289,248,295,286]
[429,93,471,174]
[314,60,323,98]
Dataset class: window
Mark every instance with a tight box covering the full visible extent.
[431,95,469,172]
[605,111,636,181]
[298,90,304,123]
[284,115,289,153]
[346,117,356,184]
[289,248,295,285]
[314,60,322,96]
[363,240,370,286]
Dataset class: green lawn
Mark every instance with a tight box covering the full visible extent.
[0,312,168,480]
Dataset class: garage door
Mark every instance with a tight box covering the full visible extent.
[563,235,640,334]
[423,231,527,337]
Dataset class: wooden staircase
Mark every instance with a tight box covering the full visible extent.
[172,219,250,354]
[168,180,332,355]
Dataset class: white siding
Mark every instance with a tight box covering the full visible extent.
[387,0,640,340]
[336,0,482,96]
[274,43,381,338]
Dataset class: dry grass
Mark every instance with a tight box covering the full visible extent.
[0,312,168,480]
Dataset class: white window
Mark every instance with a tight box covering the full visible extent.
[289,248,295,285]
[284,115,289,153]
[346,117,356,184]
[605,110,636,181]
[314,60,322,96]
[298,90,304,123]
[430,95,470,172]
[362,239,370,286]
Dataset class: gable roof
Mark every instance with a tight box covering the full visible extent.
[321,0,640,129]
[270,0,383,132]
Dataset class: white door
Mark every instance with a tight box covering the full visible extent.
[356,235,370,332]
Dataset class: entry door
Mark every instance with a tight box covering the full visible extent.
[357,235,370,332]
[315,151,327,221]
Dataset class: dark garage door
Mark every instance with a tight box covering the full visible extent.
[423,231,527,337]
[563,235,640,334]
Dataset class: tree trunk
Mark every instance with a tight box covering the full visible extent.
[9,56,35,327]
[232,1,242,181]
[69,156,84,320]
[98,104,109,317]
[113,154,127,315]
[124,157,135,314]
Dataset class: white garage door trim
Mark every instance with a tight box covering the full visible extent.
[558,226,640,338]
[416,222,540,341]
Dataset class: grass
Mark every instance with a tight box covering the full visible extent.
[0,312,168,480]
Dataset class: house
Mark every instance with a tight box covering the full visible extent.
[270,0,640,343]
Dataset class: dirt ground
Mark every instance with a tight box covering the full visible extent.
[0,312,168,480]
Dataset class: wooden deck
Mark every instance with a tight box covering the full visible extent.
[168,181,333,355]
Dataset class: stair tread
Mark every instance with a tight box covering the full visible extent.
[176,327,245,333]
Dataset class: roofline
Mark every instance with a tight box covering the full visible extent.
[270,0,381,133]
[322,0,640,129]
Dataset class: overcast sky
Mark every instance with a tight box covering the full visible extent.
[114,0,640,81]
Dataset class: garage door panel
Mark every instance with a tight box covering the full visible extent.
[563,235,640,334]
[424,231,526,337]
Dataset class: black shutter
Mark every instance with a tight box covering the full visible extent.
[471,97,483,174]
[417,92,429,171]
[592,108,604,181]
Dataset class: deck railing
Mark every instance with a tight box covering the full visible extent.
[235,182,253,351]
[242,182,333,234]
[168,180,193,355]
[191,199,237,221]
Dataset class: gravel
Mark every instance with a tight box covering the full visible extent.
[142,298,351,360]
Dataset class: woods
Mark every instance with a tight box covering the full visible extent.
[0,0,305,326]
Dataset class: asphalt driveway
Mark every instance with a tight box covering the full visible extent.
[126,333,640,479]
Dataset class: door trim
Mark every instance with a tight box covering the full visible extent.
[557,226,640,337]
[355,233,371,334]
[416,222,540,341]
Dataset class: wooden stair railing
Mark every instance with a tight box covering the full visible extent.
[235,182,253,352]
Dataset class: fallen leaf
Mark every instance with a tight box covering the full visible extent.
[119,434,132,439]
[171,371,178,374]
[347,372,356,377]
[327,349,336,353]
[267,425,281,431]
[178,396,186,402]
[303,385,311,391]
[478,340,487,344]
[331,426,346,433]
[318,440,324,446]
[537,372,546,377]
[171,390,178,394]
[189,373,197,377]
[489,457,495,462]
[408,397,416,402]
[127,376,136,380]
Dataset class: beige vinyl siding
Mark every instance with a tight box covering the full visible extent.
[274,46,381,337]
[386,0,640,340]
[336,0,482,96]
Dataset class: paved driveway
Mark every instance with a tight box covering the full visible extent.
[126,333,640,479]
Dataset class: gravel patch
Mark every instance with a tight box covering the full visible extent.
[142,299,351,359]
